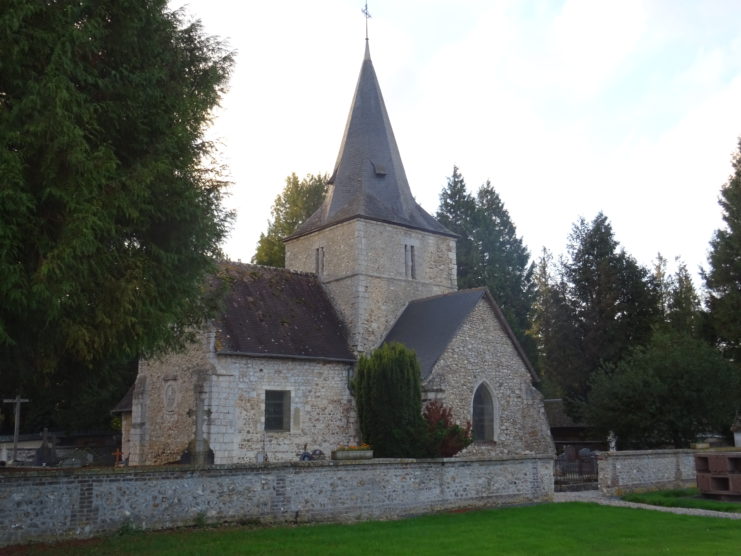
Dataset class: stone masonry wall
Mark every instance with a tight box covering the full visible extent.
[130,329,357,466]
[129,331,217,466]
[208,355,357,464]
[285,219,456,353]
[597,449,696,495]
[427,299,554,457]
[0,455,554,547]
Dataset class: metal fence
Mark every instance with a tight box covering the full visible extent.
[554,452,598,488]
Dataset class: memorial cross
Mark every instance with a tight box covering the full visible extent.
[3,395,29,463]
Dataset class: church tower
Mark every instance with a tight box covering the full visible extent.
[285,42,457,354]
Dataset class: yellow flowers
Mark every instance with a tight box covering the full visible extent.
[335,443,371,451]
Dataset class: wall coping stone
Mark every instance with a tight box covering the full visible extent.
[0,452,555,480]
[597,449,696,459]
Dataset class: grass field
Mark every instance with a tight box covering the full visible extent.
[622,487,741,513]
[12,502,741,555]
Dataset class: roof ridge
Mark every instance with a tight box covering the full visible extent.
[220,261,319,279]
[407,287,486,305]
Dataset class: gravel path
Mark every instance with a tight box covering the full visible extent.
[553,489,741,520]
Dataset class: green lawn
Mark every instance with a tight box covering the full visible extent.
[14,502,741,555]
[622,487,741,513]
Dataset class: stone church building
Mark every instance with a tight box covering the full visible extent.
[122,42,553,465]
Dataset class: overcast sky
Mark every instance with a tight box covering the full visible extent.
[172,0,741,282]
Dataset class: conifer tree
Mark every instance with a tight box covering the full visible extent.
[474,181,535,355]
[436,166,479,287]
[354,342,427,457]
[437,167,535,355]
[252,173,328,267]
[531,214,659,412]
[528,249,578,396]
[0,0,233,430]
[705,138,741,360]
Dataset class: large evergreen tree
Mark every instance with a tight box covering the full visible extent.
[436,166,479,287]
[0,1,233,430]
[653,255,702,337]
[474,181,535,354]
[705,138,741,360]
[252,173,327,267]
[531,214,659,410]
[528,249,579,397]
[437,167,534,354]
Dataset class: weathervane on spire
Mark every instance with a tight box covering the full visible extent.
[362,2,371,41]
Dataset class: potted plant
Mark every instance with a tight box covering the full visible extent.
[331,444,373,460]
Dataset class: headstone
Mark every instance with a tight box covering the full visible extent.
[179,440,214,465]
[34,428,58,466]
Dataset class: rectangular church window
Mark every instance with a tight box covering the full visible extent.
[404,244,417,279]
[265,390,291,431]
[315,247,325,275]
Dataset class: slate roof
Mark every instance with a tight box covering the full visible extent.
[289,42,454,240]
[383,288,538,382]
[111,385,133,414]
[214,263,354,362]
[544,399,586,429]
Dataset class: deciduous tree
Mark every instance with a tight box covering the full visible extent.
[586,330,740,448]
[252,173,328,267]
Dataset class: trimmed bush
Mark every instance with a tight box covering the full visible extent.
[354,342,427,457]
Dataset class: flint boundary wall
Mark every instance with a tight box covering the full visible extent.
[0,455,553,547]
[598,449,696,495]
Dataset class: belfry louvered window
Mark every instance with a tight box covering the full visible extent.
[404,244,416,279]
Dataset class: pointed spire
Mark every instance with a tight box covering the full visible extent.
[291,44,453,239]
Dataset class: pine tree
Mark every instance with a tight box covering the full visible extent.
[252,173,328,267]
[0,0,233,430]
[705,138,741,360]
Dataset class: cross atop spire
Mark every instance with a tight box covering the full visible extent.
[362,2,371,41]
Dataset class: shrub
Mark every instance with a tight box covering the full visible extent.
[423,400,472,457]
[354,342,427,457]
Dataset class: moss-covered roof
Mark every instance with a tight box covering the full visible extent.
[214,263,354,362]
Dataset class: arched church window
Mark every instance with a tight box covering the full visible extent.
[472,384,494,442]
